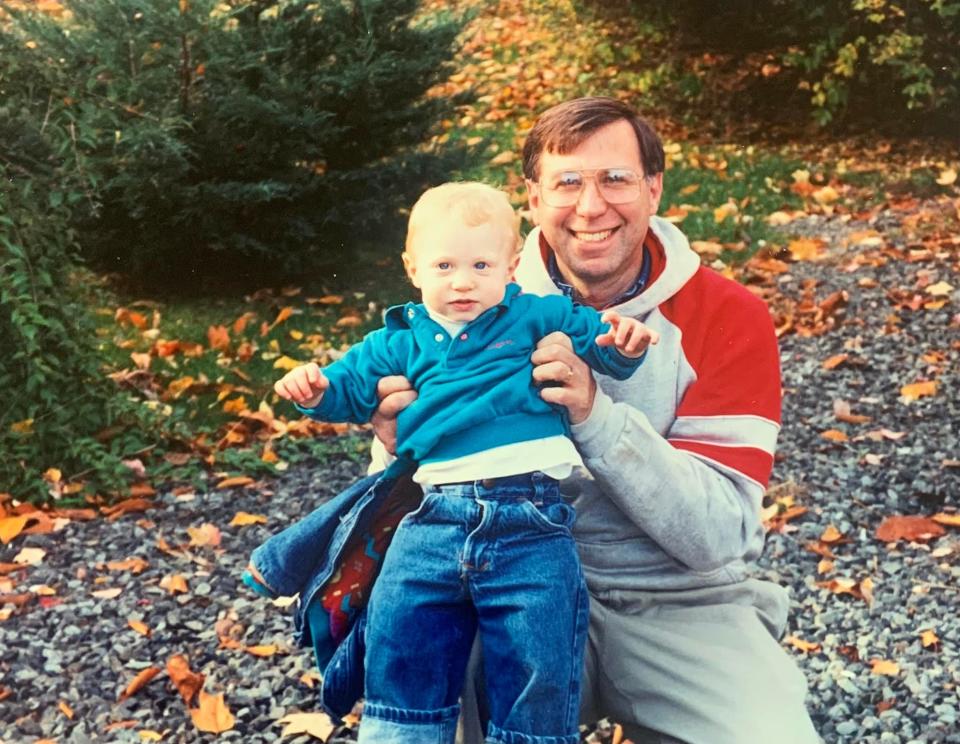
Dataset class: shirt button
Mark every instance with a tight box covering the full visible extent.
[407,309,415,318]
[434,333,444,342]
[460,333,468,340]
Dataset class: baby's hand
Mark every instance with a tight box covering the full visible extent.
[274,363,329,408]
[597,311,660,358]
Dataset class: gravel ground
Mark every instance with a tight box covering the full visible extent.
[2,205,958,743]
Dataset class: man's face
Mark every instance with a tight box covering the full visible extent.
[403,220,519,323]
[527,120,663,300]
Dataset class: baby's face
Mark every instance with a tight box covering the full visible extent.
[404,220,519,323]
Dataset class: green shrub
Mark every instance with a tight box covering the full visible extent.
[2,0,468,290]
[0,111,155,502]
[608,0,959,133]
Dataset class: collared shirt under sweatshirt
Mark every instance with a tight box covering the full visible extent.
[297,283,643,466]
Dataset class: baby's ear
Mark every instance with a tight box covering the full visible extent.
[401,252,419,288]
[507,250,521,281]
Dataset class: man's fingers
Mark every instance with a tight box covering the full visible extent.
[376,374,415,401]
[531,359,574,385]
[535,331,574,352]
[377,388,418,418]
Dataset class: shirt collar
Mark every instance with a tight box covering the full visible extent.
[545,246,651,308]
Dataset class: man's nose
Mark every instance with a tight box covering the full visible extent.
[576,176,608,216]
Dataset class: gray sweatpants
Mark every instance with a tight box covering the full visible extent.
[457,579,821,744]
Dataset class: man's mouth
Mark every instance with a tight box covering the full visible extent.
[571,228,616,242]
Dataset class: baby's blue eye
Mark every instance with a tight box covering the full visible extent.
[437,262,450,270]
[474,261,488,270]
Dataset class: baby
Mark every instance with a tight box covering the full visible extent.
[272,182,658,744]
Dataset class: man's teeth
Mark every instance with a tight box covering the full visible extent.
[575,229,613,242]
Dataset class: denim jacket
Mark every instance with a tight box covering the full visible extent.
[248,462,420,719]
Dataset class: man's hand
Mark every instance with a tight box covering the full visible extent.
[531,332,595,425]
[597,310,660,358]
[274,363,329,408]
[371,375,417,455]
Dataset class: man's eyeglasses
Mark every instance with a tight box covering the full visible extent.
[537,167,645,207]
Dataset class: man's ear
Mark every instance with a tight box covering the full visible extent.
[401,252,419,288]
[646,172,664,214]
[525,179,541,226]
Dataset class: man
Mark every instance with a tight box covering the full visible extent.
[372,97,820,744]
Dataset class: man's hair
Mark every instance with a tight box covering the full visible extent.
[521,96,665,181]
[406,181,521,255]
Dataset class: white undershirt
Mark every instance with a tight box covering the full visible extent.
[413,308,584,485]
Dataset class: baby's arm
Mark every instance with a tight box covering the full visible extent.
[274,363,329,409]
[594,310,660,358]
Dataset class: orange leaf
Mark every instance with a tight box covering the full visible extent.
[931,513,960,527]
[921,629,939,648]
[821,429,848,442]
[820,525,844,543]
[833,399,871,424]
[788,238,824,261]
[784,635,821,653]
[336,315,363,328]
[160,574,189,594]
[272,306,294,327]
[118,667,161,701]
[207,325,230,352]
[900,380,938,401]
[128,619,151,637]
[101,499,154,521]
[167,654,205,706]
[870,659,900,676]
[875,515,945,543]
[189,691,235,733]
[230,512,268,527]
[58,700,74,719]
[244,644,279,657]
[187,523,221,548]
[107,558,149,574]
[216,476,254,490]
[822,354,848,370]
[0,516,29,545]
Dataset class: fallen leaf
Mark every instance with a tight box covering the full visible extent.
[833,399,871,424]
[216,476,254,489]
[167,654,205,705]
[921,629,939,648]
[101,499,154,521]
[870,659,900,676]
[13,547,45,565]
[119,667,161,701]
[875,515,945,543]
[335,315,363,328]
[935,167,957,186]
[189,691,235,734]
[276,711,335,740]
[273,355,303,371]
[207,325,230,351]
[59,700,74,719]
[138,731,165,741]
[0,515,30,545]
[187,523,222,548]
[230,512,268,527]
[820,429,848,442]
[784,635,821,653]
[931,513,960,527]
[244,644,279,657]
[817,559,835,574]
[900,380,938,401]
[788,238,824,261]
[822,354,849,370]
[107,558,149,574]
[92,587,123,599]
[129,619,152,637]
[925,281,953,297]
[160,574,189,594]
[820,525,844,543]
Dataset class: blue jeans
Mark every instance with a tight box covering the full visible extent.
[359,472,588,744]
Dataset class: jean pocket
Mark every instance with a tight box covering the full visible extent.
[399,492,440,526]
[519,499,575,533]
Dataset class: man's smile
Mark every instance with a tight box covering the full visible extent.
[569,227,618,243]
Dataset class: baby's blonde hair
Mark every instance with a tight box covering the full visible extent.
[405,182,521,259]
